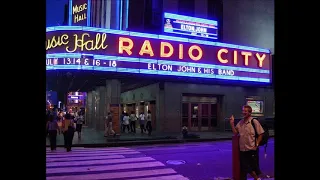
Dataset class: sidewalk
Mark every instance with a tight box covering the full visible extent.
[46,127,274,147]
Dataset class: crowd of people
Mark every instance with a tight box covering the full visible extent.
[47,108,154,150]
[46,104,269,179]
[46,108,84,152]
[104,110,153,136]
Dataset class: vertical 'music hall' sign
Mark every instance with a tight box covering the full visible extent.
[70,0,90,26]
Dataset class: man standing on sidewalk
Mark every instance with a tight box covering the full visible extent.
[230,105,264,180]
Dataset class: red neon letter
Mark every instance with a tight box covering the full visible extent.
[139,40,154,57]
[160,42,173,58]
[188,45,203,61]
[233,50,238,65]
[241,51,252,66]
[217,48,228,63]
[119,37,133,55]
[179,44,183,59]
[256,53,266,68]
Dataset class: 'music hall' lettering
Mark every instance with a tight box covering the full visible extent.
[46,33,108,52]
[72,3,87,24]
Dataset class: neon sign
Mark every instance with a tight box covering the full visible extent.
[163,13,218,40]
[46,57,269,77]
[46,26,271,84]
[69,0,90,26]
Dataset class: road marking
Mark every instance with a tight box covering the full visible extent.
[46,155,125,162]
[47,149,136,155]
[47,168,177,180]
[47,157,155,167]
[46,147,189,180]
[46,151,140,158]
[46,161,165,174]
[130,174,189,180]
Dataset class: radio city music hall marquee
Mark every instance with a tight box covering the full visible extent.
[46,27,271,83]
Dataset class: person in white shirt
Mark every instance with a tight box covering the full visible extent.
[122,113,130,133]
[130,111,137,133]
[146,110,152,135]
[230,105,265,180]
[139,112,146,134]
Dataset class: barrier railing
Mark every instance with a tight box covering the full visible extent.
[232,135,241,180]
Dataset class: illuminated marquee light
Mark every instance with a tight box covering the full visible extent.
[87,0,91,25]
[46,26,270,53]
[46,26,271,84]
[46,54,271,83]
[164,29,218,40]
[117,37,203,61]
[46,53,270,73]
[46,31,269,70]
[69,0,89,26]
[163,12,218,40]
[160,42,174,58]
[72,3,87,23]
[46,64,269,83]
[68,0,72,25]
[164,13,218,26]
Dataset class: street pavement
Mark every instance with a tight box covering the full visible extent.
[46,138,274,180]
[46,126,274,146]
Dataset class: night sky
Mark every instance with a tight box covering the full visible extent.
[46,0,67,26]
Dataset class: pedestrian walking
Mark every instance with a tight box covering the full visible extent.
[47,114,58,151]
[139,112,146,134]
[62,113,75,152]
[146,110,152,135]
[130,111,137,133]
[105,112,114,136]
[75,112,84,138]
[122,113,130,133]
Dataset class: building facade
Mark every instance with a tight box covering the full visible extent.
[49,0,274,133]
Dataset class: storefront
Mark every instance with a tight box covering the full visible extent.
[120,82,273,132]
[66,92,87,110]
[46,26,272,133]
[46,91,58,109]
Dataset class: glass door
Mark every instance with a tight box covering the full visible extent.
[190,103,199,131]
[200,104,209,131]
[210,104,218,127]
[182,98,219,132]
[182,103,189,128]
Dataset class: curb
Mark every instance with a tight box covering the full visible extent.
[46,135,274,148]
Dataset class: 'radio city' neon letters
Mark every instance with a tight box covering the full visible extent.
[160,42,173,58]
[119,37,203,61]
[217,48,266,68]
[46,29,270,69]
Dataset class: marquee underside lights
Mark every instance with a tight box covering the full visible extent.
[46,26,272,84]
